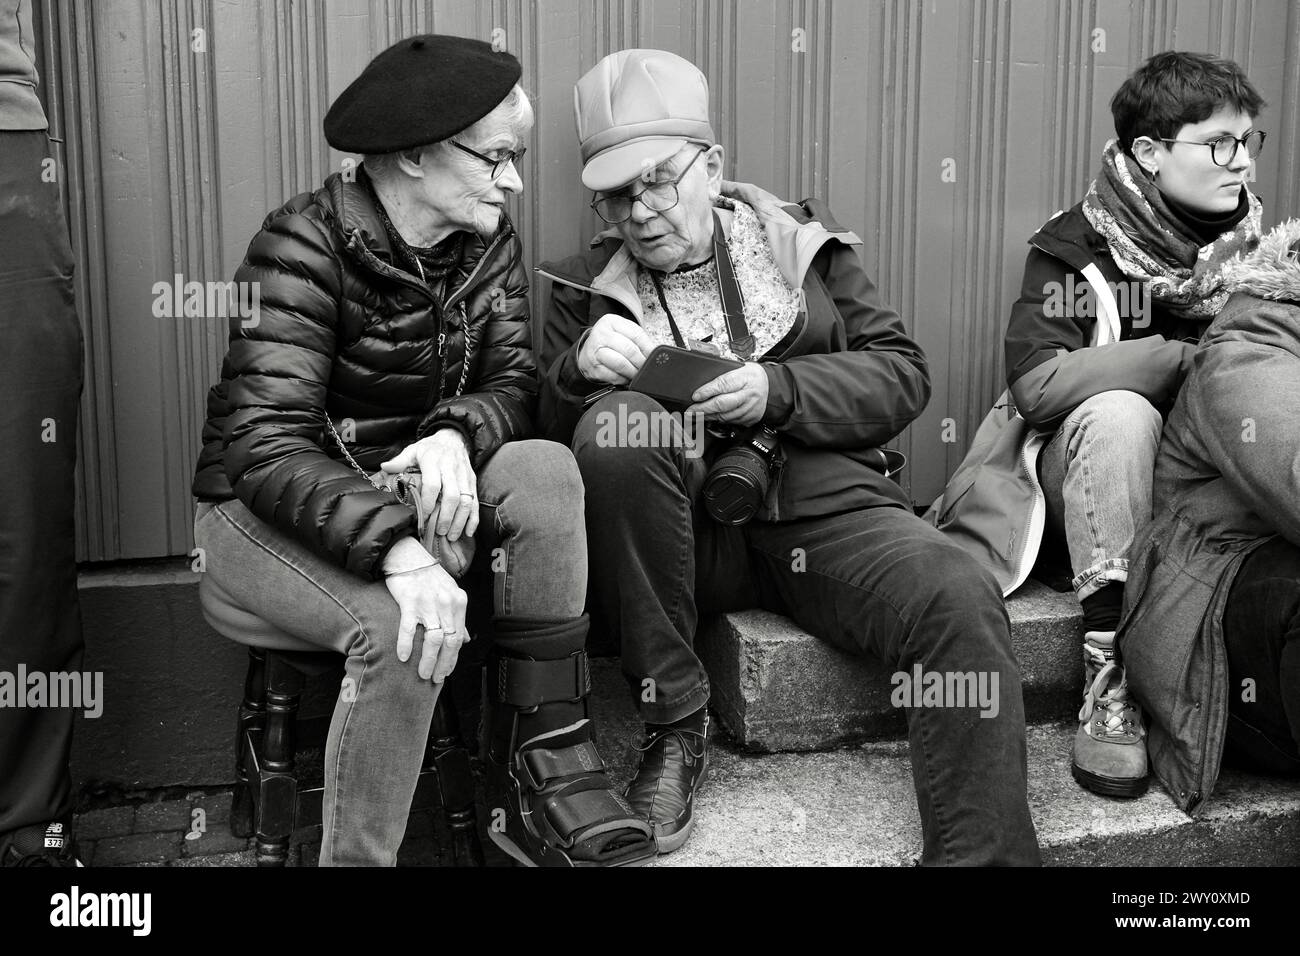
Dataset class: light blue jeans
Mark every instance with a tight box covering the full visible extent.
[1040,390,1163,601]
[193,440,586,865]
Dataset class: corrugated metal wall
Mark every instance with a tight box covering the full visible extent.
[34,0,1300,562]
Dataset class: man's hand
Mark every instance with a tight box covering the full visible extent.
[577,314,657,385]
[687,362,770,427]
[380,428,478,542]
[383,556,469,683]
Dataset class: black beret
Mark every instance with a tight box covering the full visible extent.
[324,34,522,153]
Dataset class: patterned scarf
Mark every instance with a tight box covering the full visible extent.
[1082,138,1262,317]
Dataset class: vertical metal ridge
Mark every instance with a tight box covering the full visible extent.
[157,0,187,553]
[894,0,924,496]
[815,0,832,198]
[786,0,803,198]
[43,0,118,561]
[1276,2,1300,220]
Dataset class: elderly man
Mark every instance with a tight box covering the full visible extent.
[538,49,1040,864]
[193,35,653,867]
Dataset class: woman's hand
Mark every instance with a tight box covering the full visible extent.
[687,362,770,427]
[383,549,469,683]
[380,428,479,542]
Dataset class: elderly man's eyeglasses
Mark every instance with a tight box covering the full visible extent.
[590,147,708,224]
[1157,130,1266,167]
[449,139,526,178]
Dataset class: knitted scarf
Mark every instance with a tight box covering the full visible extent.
[1082,138,1262,317]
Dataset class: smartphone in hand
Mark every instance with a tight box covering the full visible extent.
[627,345,743,409]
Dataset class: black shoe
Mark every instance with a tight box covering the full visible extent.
[626,712,709,854]
[0,821,84,867]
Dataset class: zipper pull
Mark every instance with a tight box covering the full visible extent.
[438,331,447,357]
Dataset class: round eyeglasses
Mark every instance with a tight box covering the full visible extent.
[1158,130,1266,167]
[590,147,708,224]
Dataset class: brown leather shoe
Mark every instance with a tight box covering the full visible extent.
[625,713,709,854]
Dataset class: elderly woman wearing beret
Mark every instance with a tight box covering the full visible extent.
[192,35,653,867]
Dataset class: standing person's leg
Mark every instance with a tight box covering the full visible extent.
[746,505,1041,865]
[1220,538,1300,776]
[1040,389,1161,797]
[0,130,86,866]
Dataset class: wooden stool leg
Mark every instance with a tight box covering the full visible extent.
[429,694,484,867]
[255,652,304,867]
[230,647,265,839]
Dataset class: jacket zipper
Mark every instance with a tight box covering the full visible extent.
[347,229,509,408]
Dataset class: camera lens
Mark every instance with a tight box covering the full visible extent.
[703,448,770,525]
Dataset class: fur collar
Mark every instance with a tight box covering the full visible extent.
[1221,218,1300,302]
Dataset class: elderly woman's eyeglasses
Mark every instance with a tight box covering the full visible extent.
[1157,130,1266,167]
[590,147,708,224]
[449,139,526,178]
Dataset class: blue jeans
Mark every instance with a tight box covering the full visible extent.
[1040,390,1163,601]
[573,391,1041,865]
[193,440,586,865]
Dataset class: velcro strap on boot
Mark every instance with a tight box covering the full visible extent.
[497,651,591,708]
[519,741,606,792]
[540,785,640,849]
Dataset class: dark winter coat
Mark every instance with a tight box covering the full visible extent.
[536,198,930,521]
[1120,221,1300,813]
[191,170,535,580]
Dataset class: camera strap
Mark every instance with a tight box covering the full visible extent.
[712,210,754,360]
[646,210,754,360]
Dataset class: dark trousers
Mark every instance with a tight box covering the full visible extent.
[572,392,1040,865]
[1222,537,1300,775]
[0,130,86,834]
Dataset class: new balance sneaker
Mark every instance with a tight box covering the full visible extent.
[0,820,84,867]
[1071,630,1149,797]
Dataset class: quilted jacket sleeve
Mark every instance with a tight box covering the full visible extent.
[222,210,417,580]
[417,233,537,469]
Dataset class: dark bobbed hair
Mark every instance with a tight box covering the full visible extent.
[1111,51,1266,153]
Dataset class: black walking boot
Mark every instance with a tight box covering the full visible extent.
[482,615,655,867]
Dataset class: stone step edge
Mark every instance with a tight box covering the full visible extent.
[698,579,1088,752]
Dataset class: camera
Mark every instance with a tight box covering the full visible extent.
[702,425,783,525]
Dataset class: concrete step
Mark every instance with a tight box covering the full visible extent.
[652,723,1300,866]
[582,660,1299,866]
[697,578,1085,752]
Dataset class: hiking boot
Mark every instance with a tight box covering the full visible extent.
[1071,630,1149,798]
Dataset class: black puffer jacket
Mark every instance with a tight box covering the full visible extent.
[191,170,535,580]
